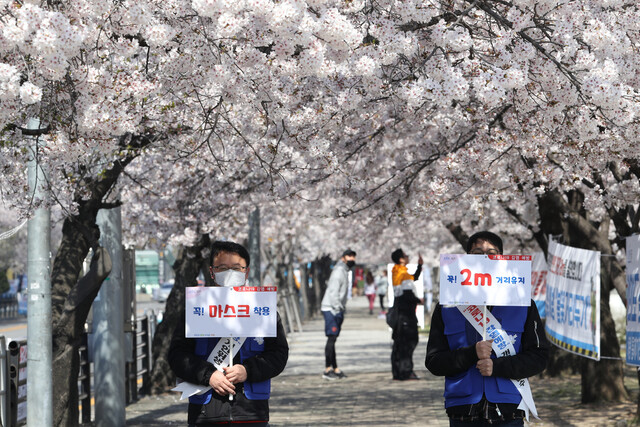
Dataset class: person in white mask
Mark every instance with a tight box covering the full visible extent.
[169,240,289,427]
[211,249,250,288]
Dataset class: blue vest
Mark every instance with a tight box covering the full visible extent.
[441,306,527,408]
[189,337,271,405]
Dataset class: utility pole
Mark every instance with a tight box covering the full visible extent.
[94,207,126,427]
[26,117,53,427]
[248,208,261,286]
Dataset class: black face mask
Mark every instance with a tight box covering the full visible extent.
[346,260,355,268]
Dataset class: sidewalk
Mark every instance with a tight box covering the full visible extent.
[123,297,639,426]
[126,296,450,426]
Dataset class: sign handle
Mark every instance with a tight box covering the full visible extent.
[482,305,487,340]
[228,338,234,401]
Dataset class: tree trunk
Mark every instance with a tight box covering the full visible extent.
[311,261,322,316]
[311,255,332,318]
[144,234,210,395]
[50,134,152,426]
[580,250,627,402]
[637,368,640,416]
[543,344,580,377]
[298,262,310,321]
[276,263,293,333]
[316,255,332,297]
[444,222,468,251]
[52,246,112,426]
[51,211,113,427]
[581,296,627,401]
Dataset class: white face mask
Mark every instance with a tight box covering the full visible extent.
[214,270,247,287]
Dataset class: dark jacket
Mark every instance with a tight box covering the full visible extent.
[425,301,548,418]
[168,311,289,425]
[394,289,421,322]
[391,263,422,330]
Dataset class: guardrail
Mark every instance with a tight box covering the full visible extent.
[7,339,26,427]
[126,312,157,404]
[0,310,159,426]
[78,333,91,424]
[0,296,19,320]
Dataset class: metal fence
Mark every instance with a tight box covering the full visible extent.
[0,296,19,320]
[0,310,159,427]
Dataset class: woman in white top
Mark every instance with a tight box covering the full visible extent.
[364,271,377,315]
[375,271,388,313]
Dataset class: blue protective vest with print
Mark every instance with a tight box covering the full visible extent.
[189,337,271,405]
[441,306,527,408]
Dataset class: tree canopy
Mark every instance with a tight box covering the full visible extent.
[0,0,638,257]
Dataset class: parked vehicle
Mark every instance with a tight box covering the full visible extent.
[152,280,174,302]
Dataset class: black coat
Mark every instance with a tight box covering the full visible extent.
[168,311,289,424]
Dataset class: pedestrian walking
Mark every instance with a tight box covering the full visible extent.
[364,271,376,315]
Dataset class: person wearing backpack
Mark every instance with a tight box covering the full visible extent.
[390,248,424,381]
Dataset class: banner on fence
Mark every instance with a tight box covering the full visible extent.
[185,286,278,337]
[545,241,600,360]
[439,254,532,306]
[626,235,640,366]
[531,252,548,318]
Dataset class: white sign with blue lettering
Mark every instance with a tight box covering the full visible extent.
[545,241,600,361]
[626,235,640,366]
[439,254,532,306]
[185,286,278,337]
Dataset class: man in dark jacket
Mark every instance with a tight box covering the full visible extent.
[426,231,549,426]
[169,241,289,427]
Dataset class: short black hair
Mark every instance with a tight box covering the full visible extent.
[466,231,503,254]
[209,241,251,267]
[391,248,405,264]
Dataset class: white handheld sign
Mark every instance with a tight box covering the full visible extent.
[185,286,278,337]
[439,254,532,306]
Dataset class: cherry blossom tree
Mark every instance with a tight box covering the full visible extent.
[2,0,640,419]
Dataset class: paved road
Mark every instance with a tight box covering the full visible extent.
[2,293,633,425]
[126,296,450,426]
[0,294,165,342]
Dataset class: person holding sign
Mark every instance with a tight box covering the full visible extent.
[168,241,289,427]
[321,249,356,380]
[390,248,424,381]
[426,231,549,426]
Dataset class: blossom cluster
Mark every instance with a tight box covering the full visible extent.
[0,0,639,260]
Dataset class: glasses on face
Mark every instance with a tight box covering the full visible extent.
[212,265,247,273]
[470,249,500,255]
